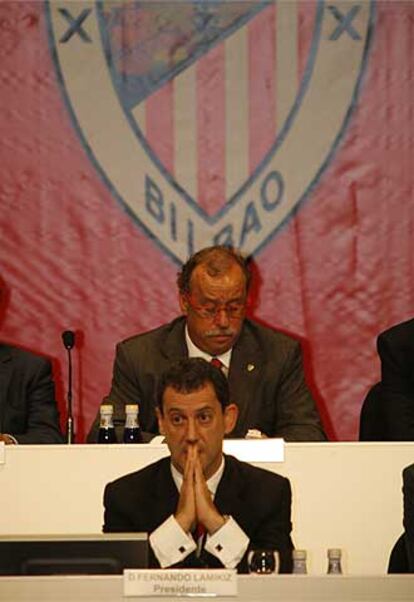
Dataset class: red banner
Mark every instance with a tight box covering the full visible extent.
[1,1,413,441]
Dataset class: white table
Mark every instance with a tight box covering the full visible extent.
[1,442,413,574]
[0,575,414,602]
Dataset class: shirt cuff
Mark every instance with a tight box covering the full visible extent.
[149,515,197,568]
[205,516,249,569]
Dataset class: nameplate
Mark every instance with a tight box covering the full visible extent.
[0,441,4,464]
[223,438,284,462]
[123,569,237,597]
[149,438,284,463]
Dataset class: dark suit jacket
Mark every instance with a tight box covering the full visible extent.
[0,344,63,444]
[87,317,325,442]
[103,454,293,573]
[403,463,414,572]
[377,318,414,440]
[359,382,387,441]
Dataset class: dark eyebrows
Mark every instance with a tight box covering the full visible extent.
[166,404,216,416]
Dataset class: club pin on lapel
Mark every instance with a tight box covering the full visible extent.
[247,363,255,372]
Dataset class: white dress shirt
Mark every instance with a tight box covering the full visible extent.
[149,458,249,568]
[185,326,232,374]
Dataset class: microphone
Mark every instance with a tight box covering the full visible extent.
[61,330,76,444]
[62,330,75,350]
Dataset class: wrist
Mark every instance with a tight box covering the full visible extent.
[174,512,193,534]
[207,513,227,535]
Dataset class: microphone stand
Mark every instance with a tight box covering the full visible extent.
[62,331,75,444]
[66,346,74,444]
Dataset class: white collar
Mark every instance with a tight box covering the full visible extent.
[171,456,225,497]
[185,325,232,370]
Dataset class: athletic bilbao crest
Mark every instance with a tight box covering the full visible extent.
[47,1,374,263]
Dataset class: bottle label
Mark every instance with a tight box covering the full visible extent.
[292,560,307,575]
[100,415,113,428]
[125,414,138,429]
[327,560,342,574]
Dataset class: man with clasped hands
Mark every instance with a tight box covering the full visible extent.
[88,245,325,442]
[103,358,293,572]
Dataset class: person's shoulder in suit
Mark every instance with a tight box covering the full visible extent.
[105,456,169,499]
[0,343,51,370]
[240,318,301,356]
[106,455,290,504]
[224,454,290,494]
[103,457,173,531]
[403,463,414,488]
[402,462,414,571]
[117,317,186,353]
[377,318,414,384]
[378,318,414,349]
[243,318,299,345]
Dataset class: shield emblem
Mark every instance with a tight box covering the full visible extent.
[47,0,374,263]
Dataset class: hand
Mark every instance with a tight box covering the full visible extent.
[174,444,197,533]
[245,429,266,439]
[193,451,226,535]
[0,434,16,444]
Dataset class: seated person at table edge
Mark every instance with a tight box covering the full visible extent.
[0,344,63,444]
[103,358,294,572]
[378,318,414,440]
[88,245,325,442]
[0,278,63,444]
[403,463,414,571]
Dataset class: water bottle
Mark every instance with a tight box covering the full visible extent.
[98,404,117,443]
[292,549,307,574]
[327,548,343,574]
[123,404,143,443]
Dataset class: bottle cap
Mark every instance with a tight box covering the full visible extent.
[125,404,139,414]
[327,548,342,559]
[100,404,113,415]
[292,549,307,560]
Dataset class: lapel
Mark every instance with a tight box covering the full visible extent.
[228,321,264,434]
[0,344,13,431]
[162,317,188,360]
[214,455,252,531]
[150,458,180,525]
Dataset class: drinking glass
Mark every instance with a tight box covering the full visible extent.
[247,549,279,574]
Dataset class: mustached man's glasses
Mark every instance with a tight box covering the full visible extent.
[185,296,246,320]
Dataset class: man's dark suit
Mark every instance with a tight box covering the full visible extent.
[377,318,414,440]
[87,317,325,442]
[403,463,414,572]
[103,454,293,573]
[0,344,63,443]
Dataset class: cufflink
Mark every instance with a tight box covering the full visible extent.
[215,544,223,552]
[179,546,186,554]
[247,363,255,372]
